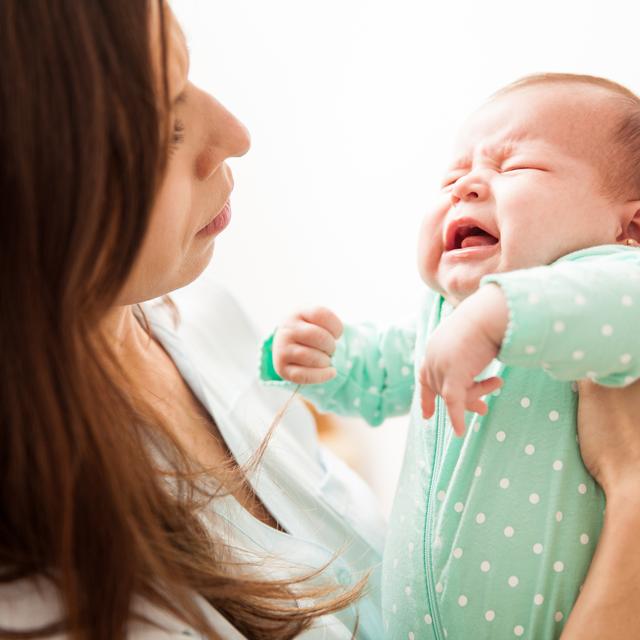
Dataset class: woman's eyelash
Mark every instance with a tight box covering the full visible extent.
[171,119,186,147]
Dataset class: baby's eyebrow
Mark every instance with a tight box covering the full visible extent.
[445,155,472,172]
[445,133,541,172]
[477,140,522,161]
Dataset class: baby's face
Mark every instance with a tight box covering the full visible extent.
[418,85,625,303]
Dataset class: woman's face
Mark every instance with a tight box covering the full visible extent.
[117,3,250,306]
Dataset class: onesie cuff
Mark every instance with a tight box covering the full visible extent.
[260,332,284,382]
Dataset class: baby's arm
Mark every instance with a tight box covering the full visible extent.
[482,246,640,384]
[261,307,417,426]
[421,246,640,435]
[419,285,507,435]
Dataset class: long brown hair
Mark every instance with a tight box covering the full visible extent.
[0,2,362,638]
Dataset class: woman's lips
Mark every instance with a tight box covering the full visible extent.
[198,201,231,237]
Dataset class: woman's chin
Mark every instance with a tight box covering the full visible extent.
[179,242,216,289]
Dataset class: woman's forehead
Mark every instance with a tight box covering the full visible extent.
[164,10,189,102]
[149,2,189,100]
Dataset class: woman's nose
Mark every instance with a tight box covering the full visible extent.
[450,174,489,205]
[196,95,251,181]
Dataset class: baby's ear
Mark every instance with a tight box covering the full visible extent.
[616,200,640,244]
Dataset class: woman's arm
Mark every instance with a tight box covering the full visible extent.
[562,381,640,639]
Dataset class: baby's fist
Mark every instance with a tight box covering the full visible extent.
[272,307,343,385]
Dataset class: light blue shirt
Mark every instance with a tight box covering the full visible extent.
[144,275,386,638]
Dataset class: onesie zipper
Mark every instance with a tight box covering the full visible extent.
[423,395,446,639]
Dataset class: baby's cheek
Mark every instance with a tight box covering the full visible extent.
[416,232,441,287]
[417,207,446,277]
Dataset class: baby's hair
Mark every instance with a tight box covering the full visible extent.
[495,73,640,201]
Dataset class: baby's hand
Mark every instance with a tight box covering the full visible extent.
[419,285,508,437]
[272,307,343,385]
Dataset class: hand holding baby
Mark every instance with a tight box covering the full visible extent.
[419,284,508,436]
[272,307,343,384]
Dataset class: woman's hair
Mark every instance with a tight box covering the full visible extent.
[0,2,362,639]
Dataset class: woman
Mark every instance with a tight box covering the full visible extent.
[562,380,640,639]
[0,1,638,639]
[0,2,382,639]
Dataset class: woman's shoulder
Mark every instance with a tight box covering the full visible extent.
[0,577,247,639]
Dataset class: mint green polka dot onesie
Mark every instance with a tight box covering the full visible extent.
[260,245,640,639]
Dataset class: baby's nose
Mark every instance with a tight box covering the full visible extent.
[451,177,488,203]
[451,190,480,205]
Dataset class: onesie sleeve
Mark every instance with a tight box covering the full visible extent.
[260,321,416,426]
[480,245,640,386]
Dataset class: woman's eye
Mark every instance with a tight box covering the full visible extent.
[170,119,186,148]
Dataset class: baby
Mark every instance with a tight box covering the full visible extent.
[261,74,640,639]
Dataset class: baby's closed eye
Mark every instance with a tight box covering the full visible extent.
[501,161,550,173]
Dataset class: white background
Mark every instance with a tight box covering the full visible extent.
[172,0,640,514]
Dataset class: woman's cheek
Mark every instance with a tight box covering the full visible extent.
[155,173,194,233]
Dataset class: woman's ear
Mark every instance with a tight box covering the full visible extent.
[616,201,640,245]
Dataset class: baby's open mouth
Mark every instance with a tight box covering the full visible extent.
[448,224,499,251]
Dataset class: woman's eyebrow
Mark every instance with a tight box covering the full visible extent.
[172,90,188,107]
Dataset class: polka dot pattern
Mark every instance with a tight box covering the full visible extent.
[378,255,632,638]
